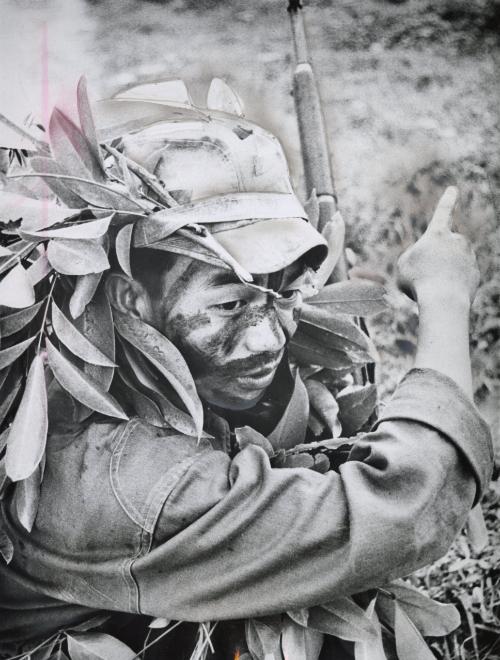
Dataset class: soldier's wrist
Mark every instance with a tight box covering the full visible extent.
[415,281,471,310]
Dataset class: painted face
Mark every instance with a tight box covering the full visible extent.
[149,257,304,410]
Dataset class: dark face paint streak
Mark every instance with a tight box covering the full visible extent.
[220,305,272,356]
[159,259,201,325]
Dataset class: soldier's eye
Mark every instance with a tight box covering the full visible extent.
[281,289,298,299]
[217,300,247,312]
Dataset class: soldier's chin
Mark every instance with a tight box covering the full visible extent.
[202,382,269,411]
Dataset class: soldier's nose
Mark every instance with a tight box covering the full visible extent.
[243,311,286,355]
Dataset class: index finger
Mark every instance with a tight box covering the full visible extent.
[427,186,458,233]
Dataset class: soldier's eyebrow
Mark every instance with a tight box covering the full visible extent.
[208,271,268,288]
[208,271,241,287]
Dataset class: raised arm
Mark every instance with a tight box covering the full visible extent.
[397,186,479,398]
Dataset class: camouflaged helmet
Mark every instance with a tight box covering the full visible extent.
[95,79,328,275]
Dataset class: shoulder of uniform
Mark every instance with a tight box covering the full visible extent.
[110,417,213,533]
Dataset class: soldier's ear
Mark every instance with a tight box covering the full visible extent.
[105,272,154,322]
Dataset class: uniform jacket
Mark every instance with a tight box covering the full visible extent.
[0,368,493,657]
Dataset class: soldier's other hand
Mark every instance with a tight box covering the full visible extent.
[397,186,480,303]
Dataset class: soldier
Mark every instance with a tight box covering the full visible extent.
[0,84,493,659]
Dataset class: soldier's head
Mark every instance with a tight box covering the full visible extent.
[103,81,328,410]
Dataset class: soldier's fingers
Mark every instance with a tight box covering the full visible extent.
[427,186,458,233]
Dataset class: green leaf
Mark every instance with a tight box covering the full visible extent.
[113,311,203,439]
[46,339,127,420]
[119,341,204,436]
[290,332,353,371]
[12,460,42,531]
[235,426,274,457]
[135,218,253,284]
[467,504,489,553]
[16,171,144,213]
[207,78,244,115]
[103,144,176,207]
[30,156,88,208]
[0,526,13,564]
[268,370,309,450]
[132,206,218,246]
[307,280,389,316]
[304,379,341,437]
[307,599,377,643]
[308,408,325,438]
[77,76,104,169]
[299,305,379,364]
[0,366,11,392]
[23,214,112,240]
[0,239,35,277]
[377,580,460,637]
[0,112,47,151]
[0,336,36,370]
[111,149,140,199]
[27,252,52,285]
[336,384,377,436]
[5,355,47,481]
[394,602,436,660]
[66,632,135,660]
[282,453,315,469]
[0,302,43,337]
[354,599,387,660]
[52,348,94,425]
[47,239,109,275]
[0,426,8,453]
[49,107,105,183]
[73,287,115,391]
[0,457,9,500]
[48,650,69,660]
[69,273,103,319]
[51,301,115,367]
[28,636,60,660]
[245,618,282,660]
[287,609,309,628]
[281,617,323,660]
[322,597,379,637]
[68,613,112,632]
[149,617,170,629]
[116,369,165,428]
[314,212,345,289]
[0,263,36,308]
[115,224,133,278]
[0,190,82,229]
[0,372,23,428]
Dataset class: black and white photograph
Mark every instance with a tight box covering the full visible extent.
[0,1,499,658]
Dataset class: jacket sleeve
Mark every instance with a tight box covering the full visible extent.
[132,368,493,622]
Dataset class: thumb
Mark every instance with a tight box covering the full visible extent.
[426,186,458,234]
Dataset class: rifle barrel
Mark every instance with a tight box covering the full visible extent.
[289,4,347,280]
[289,5,337,234]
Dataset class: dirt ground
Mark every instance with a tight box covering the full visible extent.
[1,0,500,656]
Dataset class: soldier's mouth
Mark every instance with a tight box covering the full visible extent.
[236,360,281,390]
